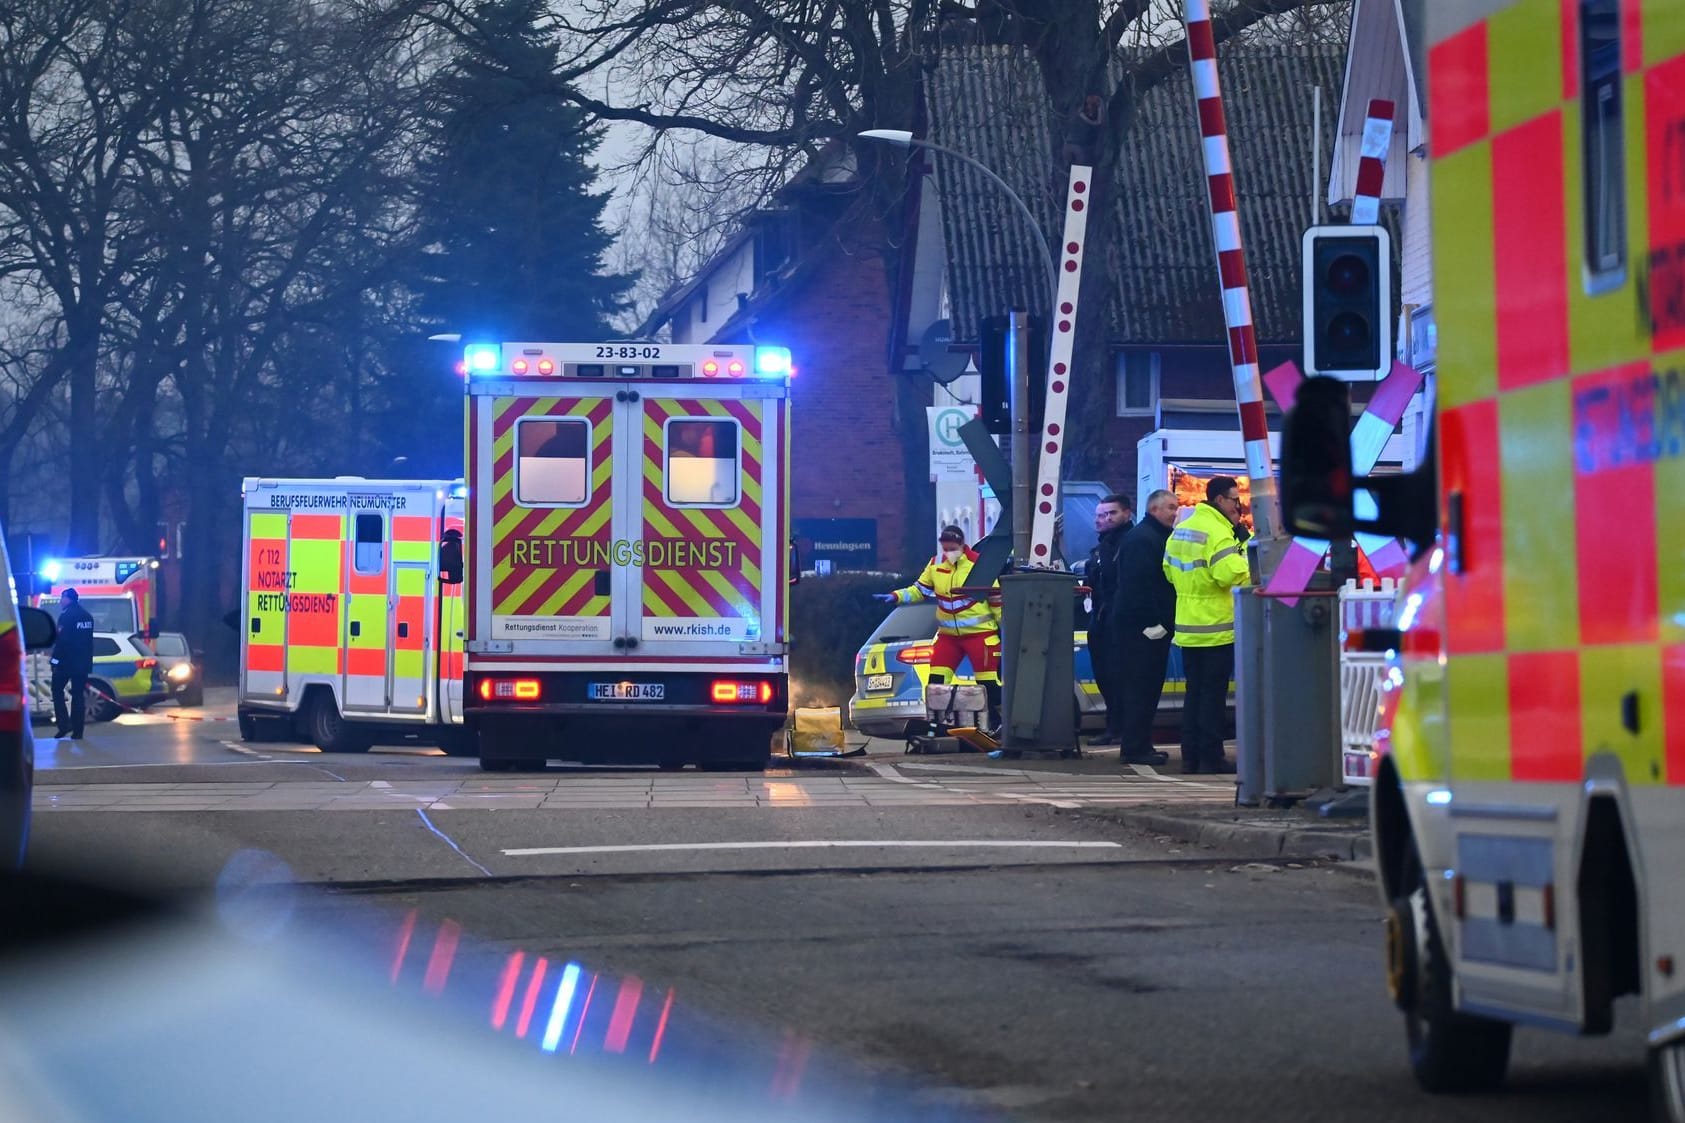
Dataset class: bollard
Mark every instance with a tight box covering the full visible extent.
[997,570,1078,753]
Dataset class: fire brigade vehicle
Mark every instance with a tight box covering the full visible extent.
[459,341,791,771]
[1280,2,1685,1114]
[236,478,467,753]
[33,555,160,635]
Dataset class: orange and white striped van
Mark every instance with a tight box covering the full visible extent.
[236,478,467,754]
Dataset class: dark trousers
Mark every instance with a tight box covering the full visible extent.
[51,665,88,737]
[1089,636,1127,738]
[1117,631,1173,758]
[1179,643,1234,768]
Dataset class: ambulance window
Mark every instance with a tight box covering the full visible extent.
[516,418,590,506]
[1580,0,1626,292]
[665,419,740,506]
[353,514,385,574]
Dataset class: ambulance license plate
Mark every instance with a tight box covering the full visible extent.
[588,682,665,701]
[866,673,893,693]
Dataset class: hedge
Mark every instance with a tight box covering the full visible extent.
[787,571,912,711]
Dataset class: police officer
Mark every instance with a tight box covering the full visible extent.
[51,588,96,740]
[1084,493,1134,745]
[1163,477,1250,774]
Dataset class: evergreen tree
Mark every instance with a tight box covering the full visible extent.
[412,0,633,340]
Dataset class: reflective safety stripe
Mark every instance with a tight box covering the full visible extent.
[1175,621,1234,634]
[1171,528,1208,544]
[1165,556,1208,571]
[936,596,978,611]
[1208,545,1241,565]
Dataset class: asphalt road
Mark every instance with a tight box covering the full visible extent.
[13,696,1653,1122]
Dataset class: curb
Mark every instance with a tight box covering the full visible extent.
[1108,807,1374,869]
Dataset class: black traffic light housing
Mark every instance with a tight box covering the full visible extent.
[978,314,1047,435]
[1301,225,1392,381]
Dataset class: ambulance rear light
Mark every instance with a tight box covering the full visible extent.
[0,626,22,734]
[537,359,555,375]
[511,358,529,375]
[463,344,500,375]
[727,359,745,376]
[701,359,720,377]
[710,679,774,705]
[478,677,541,702]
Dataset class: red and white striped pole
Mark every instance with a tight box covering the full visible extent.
[1350,99,1395,225]
[1183,0,1277,539]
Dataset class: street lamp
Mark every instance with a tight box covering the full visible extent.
[858,130,1059,307]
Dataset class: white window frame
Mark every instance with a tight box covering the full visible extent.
[352,512,386,576]
[662,415,743,509]
[514,416,594,510]
[1115,351,1160,417]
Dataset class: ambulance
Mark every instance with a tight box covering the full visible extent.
[460,341,791,771]
[34,556,160,635]
[1279,1,1685,1114]
[235,478,467,753]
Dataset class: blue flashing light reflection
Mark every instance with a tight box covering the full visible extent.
[540,962,583,1053]
[463,344,501,375]
[1425,789,1452,806]
[39,560,61,582]
[754,346,791,377]
[449,484,468,500]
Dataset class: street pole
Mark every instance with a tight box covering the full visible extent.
[1007,310,1032,566]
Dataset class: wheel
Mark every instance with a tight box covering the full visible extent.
[435,726,476,757]
[86,681,120,723]
[1653,1037,1685,1123]
[179,684,204,708]
[1390,844,1512,1093]
[308,693,371,753]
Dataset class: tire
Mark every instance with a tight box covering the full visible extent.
[1395,844,1513,1093]
[308,693,372,753]
[86,681,120,723]
[435,726,476,757]
[1653,1038,1685,1123]
[179,685,204,708]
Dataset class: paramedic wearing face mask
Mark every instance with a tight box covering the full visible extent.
[875,526,1002,729]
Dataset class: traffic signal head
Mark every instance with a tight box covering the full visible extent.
[1301,225,1392,380]
[978,314,1048,435]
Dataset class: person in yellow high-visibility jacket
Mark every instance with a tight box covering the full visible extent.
[876,526,1001,729]
[1163,477,1251,775]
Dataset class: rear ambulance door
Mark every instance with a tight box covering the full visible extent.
[343,504,392,711]
[479,392,618,654]
[438,498,466,723]
[624,384,782,658]
[388,509,436,717]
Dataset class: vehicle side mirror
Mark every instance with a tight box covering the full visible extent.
[20,605,56,651]
[788,537,801,587]
[1280,376,1357,538]
[438,538,464,586]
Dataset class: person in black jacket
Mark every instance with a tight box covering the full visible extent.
[1084,493,1133,745]
[1110,490,1180,766]
[50,588,97,739]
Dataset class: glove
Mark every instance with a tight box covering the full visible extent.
[1143,625,1168,640]
[873,593,897,603]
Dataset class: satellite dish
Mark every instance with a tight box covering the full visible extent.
[919,319,969,386]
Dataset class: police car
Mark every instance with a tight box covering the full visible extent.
[27,632,166,724]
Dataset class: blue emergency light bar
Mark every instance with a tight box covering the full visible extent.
[463,343,501,375]
[754,346,792,377]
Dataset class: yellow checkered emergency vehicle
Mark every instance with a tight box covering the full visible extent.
[1298,1,1685,1113]
[236,478,467,753]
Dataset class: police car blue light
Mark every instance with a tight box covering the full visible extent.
[39,560,61,582]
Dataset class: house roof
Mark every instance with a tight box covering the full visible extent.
[927,43,1357,346]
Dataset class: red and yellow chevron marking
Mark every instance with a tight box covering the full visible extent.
[490,395,616,619]
[640,397,763,621]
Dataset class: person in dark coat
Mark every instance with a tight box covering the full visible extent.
[50,588,96,739]
[1110,489,1180,766]
[1084,493,1134,745]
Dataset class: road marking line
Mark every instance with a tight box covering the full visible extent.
[501,840,1124,857]
[43,759,304,771]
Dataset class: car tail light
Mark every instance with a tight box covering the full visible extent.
[899,644,933,665]
[710,679,773,704]
[0,626,20,733]
[138,658,157,669]
[478,677,541,701]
